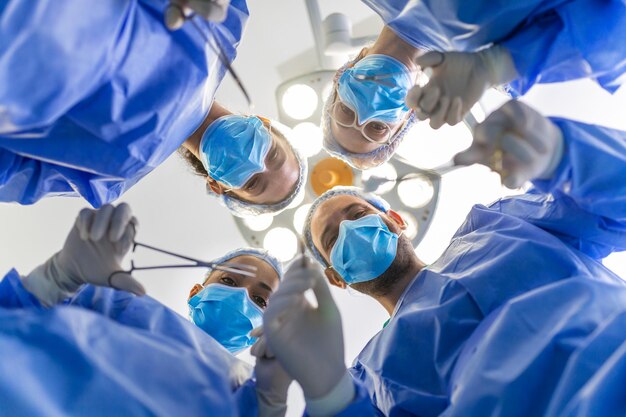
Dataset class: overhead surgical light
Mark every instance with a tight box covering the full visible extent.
[263,227,298,262]
[281,84,319,120]
[291,122,323,158]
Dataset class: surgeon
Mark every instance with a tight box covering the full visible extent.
[0,203,292,417]
[0,0,305,217]
[323,0,626,169]
[178,103,306,217]
[262,100,626,417]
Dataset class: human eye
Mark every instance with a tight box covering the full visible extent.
[245,175,260,191]
[252,295,267,309]
[220,276,237,286]
[369,121,388,132]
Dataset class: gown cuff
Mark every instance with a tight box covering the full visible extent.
[22,258,75,307]
[305,372,356,417]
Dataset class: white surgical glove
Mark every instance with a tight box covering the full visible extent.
[250,331,293,417]
[22,203,145,306]
[165,0,230,30]
[262,255,355,417]
[454,100,564,189]
[406,45,518,129]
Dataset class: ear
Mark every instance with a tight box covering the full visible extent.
[324,267,347,289]
[188,284,203,300]
[387,209,407,230]
[206,176,225,195]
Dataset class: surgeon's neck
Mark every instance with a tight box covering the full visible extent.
[182,102,232,158]
[378,254,425,315]
[366,26,423,72]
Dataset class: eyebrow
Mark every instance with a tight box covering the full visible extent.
[255,281,273,293]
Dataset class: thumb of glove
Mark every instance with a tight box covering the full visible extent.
[109,271,146,296]
[415,51,444,69]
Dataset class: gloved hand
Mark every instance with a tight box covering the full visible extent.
[454,100,564,188]
[165,0,230,30]
[23,204,145,306]
[262,255,354,416]
[405,45,518,129]
[250,331,293,417]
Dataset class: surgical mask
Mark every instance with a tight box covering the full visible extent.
[330,214,399,285]
[337,55,413,124]
[188,283,263,354]
[199,115,271,188]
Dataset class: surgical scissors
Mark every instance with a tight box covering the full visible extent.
[107,241,257,287]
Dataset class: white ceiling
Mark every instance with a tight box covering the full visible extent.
[1,1,626,416]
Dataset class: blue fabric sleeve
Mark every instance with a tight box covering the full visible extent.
[0,148,79,204]
[0,0,126,133]
[531,118,626,256]
[302,379,383,417]
[0,269,42,309]
[233,378,259,417]
[440,278,626,417]
[502,0,626,94]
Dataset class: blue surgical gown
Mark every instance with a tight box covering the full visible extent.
[0,270,260,416]
[0,0,247,206]
[361,0,626,94]
[331,118,626,417]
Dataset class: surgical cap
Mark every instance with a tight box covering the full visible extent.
[303,186,390,268]
[322,60,418,170]
[209,247,283,279]
[207,122,308,218]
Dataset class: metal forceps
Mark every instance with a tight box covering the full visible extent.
[165,3,253,108]
[108,241,256,286]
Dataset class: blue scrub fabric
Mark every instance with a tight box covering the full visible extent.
[331,118,626,416]
[0,270,259,417]
[361,0,626,94]
[0,0,248,206]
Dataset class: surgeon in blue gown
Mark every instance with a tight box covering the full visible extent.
[260,100,626,417]
[323,0,626,169]
[0,0,305,217]
[0,204,292,417]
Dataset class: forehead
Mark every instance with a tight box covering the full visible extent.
[219,254,280,290]
[311,194,371,236]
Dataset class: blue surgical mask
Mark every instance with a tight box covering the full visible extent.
[188,283,264,354]
[337,55,413,125]
[199,115,272,188]
[330,214,399,285]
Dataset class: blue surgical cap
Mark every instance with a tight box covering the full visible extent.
[206,121,308,218]
[323,60,418,170]
[303,186,390,268]
[209,247,283,279]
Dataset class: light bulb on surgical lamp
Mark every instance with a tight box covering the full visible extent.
[292,122,323,158]
[281,84,319,120]
[243,214,273,232]
[293,204,313,235]
[263,227,298,262]
[398,175,435,209]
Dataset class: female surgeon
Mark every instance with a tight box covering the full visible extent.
[0,0,306,217]
[322,0,626,169]
[0,203,292,417]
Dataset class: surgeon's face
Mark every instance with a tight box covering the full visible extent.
[224,130,300,205]
[329,91,408,155]
[311,195,404,265]
[188,255,280,310]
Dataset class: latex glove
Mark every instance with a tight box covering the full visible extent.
[22,204,145,306]
[406,45,518,129]
[454,100,564,189]
[250,330,292,417]
[165,0,230,30]
[262,255,354,416]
